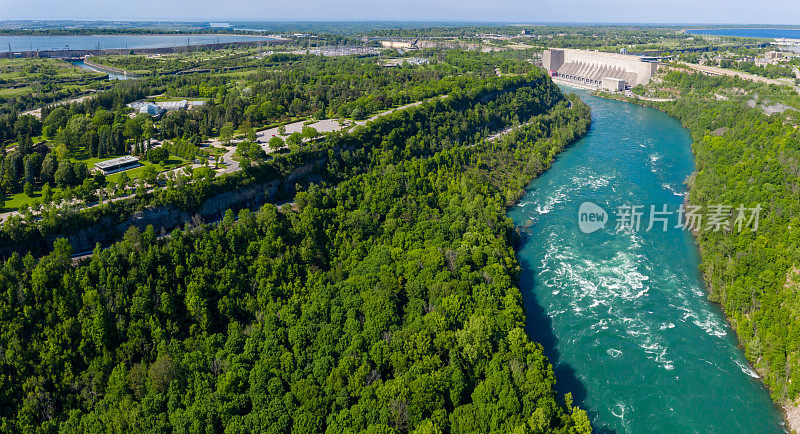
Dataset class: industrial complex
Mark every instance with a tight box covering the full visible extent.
[127,99,205,117]
[543,48,659,90]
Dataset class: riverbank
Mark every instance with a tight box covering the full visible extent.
[591,88,796,433]
[787,401,800,433]
[513,83,786,431]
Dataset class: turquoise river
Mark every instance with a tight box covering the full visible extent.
[509,87,786,432]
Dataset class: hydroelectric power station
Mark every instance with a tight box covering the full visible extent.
[543,48,658,90]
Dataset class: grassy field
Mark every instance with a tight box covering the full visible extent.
[0,58,106,104]
[104,156,188,183]
[4,187,59,211]
[0,58,103,81]
[92,46,266,75]
[0,58,106,97]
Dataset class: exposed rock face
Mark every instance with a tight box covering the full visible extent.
[51,160,322,255]
[783,267,800,434]
[785,400,800,434]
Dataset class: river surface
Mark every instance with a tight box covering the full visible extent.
[0,34,272,53]
[509,87,786,432]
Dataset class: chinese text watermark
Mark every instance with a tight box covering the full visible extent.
[577,202,761,234]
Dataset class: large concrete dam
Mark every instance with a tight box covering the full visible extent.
[543,48,658,90]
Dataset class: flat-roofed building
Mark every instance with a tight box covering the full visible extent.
[127,101,164,116]
[380,40,416,49]
[157,100,189,111]
[94,156,140,174]
[602,77,626,92]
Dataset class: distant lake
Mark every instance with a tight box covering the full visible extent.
[687,28,800,39]
[0,34,274,53]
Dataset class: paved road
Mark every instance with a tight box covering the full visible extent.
[219,147,239,174]
[679,61,800,92]
[208,97,447,155]
[3,96,450,223]
[355,97,444,126]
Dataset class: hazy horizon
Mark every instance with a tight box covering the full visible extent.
[1,19,800,29]
[3,0,800,25]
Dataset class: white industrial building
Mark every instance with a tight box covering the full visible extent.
[127,102,164,116]
[543,48,659,90]
[602,77,626,92]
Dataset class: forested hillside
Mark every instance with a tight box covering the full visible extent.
[0,54,504,201]
[626,72,800,411]
[0,72,593,432]
[0,55,536,258]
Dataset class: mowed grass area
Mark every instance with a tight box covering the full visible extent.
[104,156,188,183]
[0,58,109,106]
[0,58,103,81]
[70,143,188,173]
[4,187,61,212]
[1,83,99,99]
[0,58,106,96]
[77,152,189,183]
[202,145,227,158]
[93,46,265,75]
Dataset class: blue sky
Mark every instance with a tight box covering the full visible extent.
[2,0,800,24]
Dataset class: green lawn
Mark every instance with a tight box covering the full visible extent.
[0,87,30,97]
[3,186,63,213]
[104,156,187,183]
[0,58,106,100]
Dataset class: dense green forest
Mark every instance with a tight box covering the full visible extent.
[0,52,516,218]
[617,71,800,408]
[0,71,555,258]
[0,67,592,431]
[717,58,796,79]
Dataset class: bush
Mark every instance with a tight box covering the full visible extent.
[146,147,169,165]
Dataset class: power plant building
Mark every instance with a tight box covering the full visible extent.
[602,77,626,92]
[543,48,658,90]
